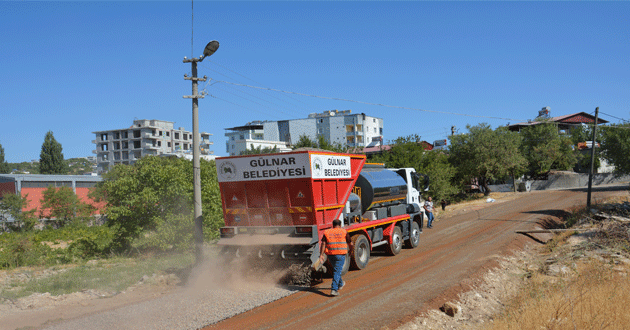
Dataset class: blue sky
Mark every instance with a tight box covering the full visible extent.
[1,1,629,163]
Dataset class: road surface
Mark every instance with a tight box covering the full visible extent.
[206,185,628,330]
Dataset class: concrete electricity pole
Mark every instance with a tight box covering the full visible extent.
[183,40,219,263]
[586,107,599,210]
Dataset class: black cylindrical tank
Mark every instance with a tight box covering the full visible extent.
[354,168,408,215]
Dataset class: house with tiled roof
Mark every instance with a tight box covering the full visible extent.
[508,107,607,133]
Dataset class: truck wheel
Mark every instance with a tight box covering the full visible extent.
[350,234,370,270]
[405,221,420,249]
[385,226,403,256]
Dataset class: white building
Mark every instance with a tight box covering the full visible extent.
[225,121,291,156]
[93,119,213,173]
[225,110,383,156]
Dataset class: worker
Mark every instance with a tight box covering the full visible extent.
[319,219,353,296]
[424,196,434,228]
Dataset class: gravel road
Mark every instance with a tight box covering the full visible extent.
[42,262,299,330]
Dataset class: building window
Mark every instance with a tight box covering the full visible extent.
[100,133,108,141]
[101,144,108,151]
[239,134,244,140]
[380,128,383,134]
[231,136,235,140]
[231,145,235,149]
[183,134,187,140]
[122,141,128,149]
[159,131,163,136]
[175,132,180,139]
[167,142,171,148]
[133,130,140,138]
[152,130,156,136]
[157,141,161,147]
[184,144,188,150]
[122,131,128,139]
[114,142,120,150]
[133,141,141,149]
[373,118,376,123]
[166,132,170,137]
[374,127,377,133]
[114,132,120,139]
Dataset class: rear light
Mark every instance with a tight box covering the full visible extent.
[295,226,313,234]
[220,227,236,236]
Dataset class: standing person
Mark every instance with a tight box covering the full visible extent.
[424,196,434,228]
[319,219,353,296]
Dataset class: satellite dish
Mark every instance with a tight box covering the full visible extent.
[203,40,220,58]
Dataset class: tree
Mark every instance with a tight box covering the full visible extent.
[240,145,279,155]
[520,122,577,178]
[292,135,346,152]
[39,186,95,227]
[39,131,68,174]
[371,135,458,201]
[449,124,526,195]
[91,156,223,251]
[0,193,37,231]
[600,123,630,175]
[0,142,9,174]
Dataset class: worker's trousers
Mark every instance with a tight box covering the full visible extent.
[328,254,345,291]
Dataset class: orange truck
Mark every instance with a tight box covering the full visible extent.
[215,150,428,274]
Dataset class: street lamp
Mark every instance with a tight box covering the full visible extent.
[183,40,219,263]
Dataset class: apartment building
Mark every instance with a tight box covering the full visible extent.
[224,110,383,156]
[93,119,213,173]
[225,121,291,156]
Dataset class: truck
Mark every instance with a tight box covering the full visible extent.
[215,150,428,275]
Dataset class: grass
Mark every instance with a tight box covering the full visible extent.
[489,260,630,330]
[0,252,195,300]
[488,195,630,330]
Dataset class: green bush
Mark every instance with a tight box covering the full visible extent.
[132,213,194,253]
[0,235,52,269]
[0,224,116,269]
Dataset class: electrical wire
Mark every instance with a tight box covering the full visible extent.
[213,80,528,122]
[600,112,629,123]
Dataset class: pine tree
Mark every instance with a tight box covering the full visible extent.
[39,131,68,174]
[0,142,9,173]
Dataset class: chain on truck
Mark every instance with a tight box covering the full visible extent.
[215,150,429,275]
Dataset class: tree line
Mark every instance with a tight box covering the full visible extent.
[2,121,629,259]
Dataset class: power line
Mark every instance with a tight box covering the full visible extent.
[600,111,629,122]
[214,80,528,122]
[199,62,312,113]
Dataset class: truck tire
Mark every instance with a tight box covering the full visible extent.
[350,234,370,270]
[405,221,420,249]
[385,226,403,256]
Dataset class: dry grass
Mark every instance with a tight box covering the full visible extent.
[488,260,630,330]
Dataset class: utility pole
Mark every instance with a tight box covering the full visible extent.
[586,107,599,210]
[183,59,207,263]
[182,40,218,264]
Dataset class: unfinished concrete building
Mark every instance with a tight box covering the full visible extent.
[92,119,213,173]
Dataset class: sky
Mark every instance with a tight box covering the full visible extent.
[1,1,629,163]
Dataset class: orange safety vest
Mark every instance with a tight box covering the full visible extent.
[323,227,348,255]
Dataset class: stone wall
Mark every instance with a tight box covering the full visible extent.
[489,173,630,192]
